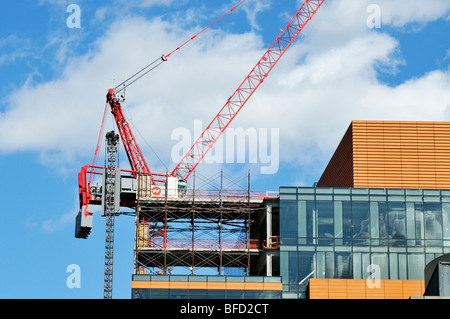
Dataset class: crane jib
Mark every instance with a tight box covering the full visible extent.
[171,0,325,181]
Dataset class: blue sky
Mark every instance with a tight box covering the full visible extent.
[1,0,450,299]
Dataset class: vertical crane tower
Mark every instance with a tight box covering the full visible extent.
[75,0,325,298]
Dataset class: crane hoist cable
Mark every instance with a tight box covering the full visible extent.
[113,0,247,94]
[96,0,248,182]
[163,0,247,60]
[82,0,249,215]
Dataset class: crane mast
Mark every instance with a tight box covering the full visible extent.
[103,131,120,299]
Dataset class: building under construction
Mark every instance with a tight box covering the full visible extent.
[74,0,450,300]
[130,121,450,299]
[134,172,280,276]
[131,172,282,299]
[75,0,324,299]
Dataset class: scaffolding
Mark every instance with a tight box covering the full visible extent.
[134,170,270,276]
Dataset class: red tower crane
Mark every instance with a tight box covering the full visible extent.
[76,0,324,217]
[75,0,325,299]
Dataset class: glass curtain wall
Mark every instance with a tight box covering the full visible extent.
[279,187,450,299]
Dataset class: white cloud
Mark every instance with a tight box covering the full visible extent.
[376,0,450,27]
[1,1,450,179]
[0,35,32,66]
[242,0,271,30]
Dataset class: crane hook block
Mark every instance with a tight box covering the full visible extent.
[161,54,168,61]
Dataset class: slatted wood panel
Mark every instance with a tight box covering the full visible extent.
[308,278,425,299]
[317,125,354,187]
[131,280,283,291]
[353,121,450,189]
[318,121,450,189]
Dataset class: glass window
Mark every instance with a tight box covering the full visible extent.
[306,201,316,244]
[280,187,297,193]
[406,189,422,196]
[297,187,314,194]
[371,253,389,280]
[415,203,424,245]
[335,252,352,279]
[352,252,362,279]
[407,254,425,280]
[334,188,351,194]
[388,202,406,246]
[316,252,326,278]
[298,201,307,241]
[343,201,352,244]
[189,289,207,299]
[280,251,289,285]
[388,189,405,195]
[288,252,299,285]
[325,252,335,278]
[370,189,387,195]
[260,291,282,299]
[406,203,415,241]
[298,251,315,283]
[352,189,369,195]
[442,203,450,241]
[424,190,440,196]
[370,202,379,239]
[362,253,371,280]
[226,290,245,299]
[424,202,443,245]
[245,290,265,299]
[280,200,298,238]
[151,289,169,299]
[398,254,407,280]
[379,202,388,245]
[280,194,296,200]
[317,201,334,243]
[208,289,226,299]
[316,188,333,194]
[352,202,370,245]
[334,201,343,245]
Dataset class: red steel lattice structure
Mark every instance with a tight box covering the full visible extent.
[77,0,325,211]
[171,0,325,181]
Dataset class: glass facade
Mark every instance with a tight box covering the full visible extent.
[280,187,450,299]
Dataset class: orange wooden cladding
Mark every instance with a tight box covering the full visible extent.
[317,121,450,189]
[131,281,283,291]
[308,279,425,299]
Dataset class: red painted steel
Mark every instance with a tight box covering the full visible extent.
[171,0,325,181]
[77,0,325,210]
[106,89,152,178]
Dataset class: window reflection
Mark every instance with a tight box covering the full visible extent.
[280,187,450,298]
[317,201,334,238]
[388,202,406,246]
[424,203,442,245]
[352,202,370,245]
